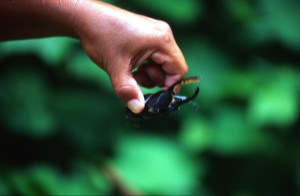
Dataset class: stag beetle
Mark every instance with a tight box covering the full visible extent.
[126,77,200,120]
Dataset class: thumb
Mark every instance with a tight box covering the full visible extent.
[111,73,145,114]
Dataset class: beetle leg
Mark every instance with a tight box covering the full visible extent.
[189,100,200,111]
[172,86,200,108]
[173,95,188,101]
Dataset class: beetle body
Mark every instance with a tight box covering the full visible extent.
[126,77,200,120]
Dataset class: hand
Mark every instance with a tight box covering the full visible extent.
[75,1,188,113]
[0,0,188,114]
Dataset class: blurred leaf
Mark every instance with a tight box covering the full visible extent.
[50,88,119,153]
[226,0,256,23]
[5,164,110,195]
[179,115,212,153]
[131,0,202,25]
[247,67,299,128]
[66,51,112,91]
[0,38,76,65]
[221,71,258,99]
[87,165,112,194]
[246,0,300,49]
[260,0,300,49]
[181,38,234,103]
[0,69,55,138]
[114,134,200,195]
[0,180,10,195]
[211,106,278,155]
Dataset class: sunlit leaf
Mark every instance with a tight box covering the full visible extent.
[211,106,279,155]
[0,38,76,65]
[114,134,200,195]
[179,115,212,153]
[247,67,299,128]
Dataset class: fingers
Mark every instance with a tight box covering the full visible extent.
[151,49,188,75]
[110,70,145,114]
[146,22,188,88]
[149,48,188,89]
[87,10,188,114]
[132,36,188,90]
[133,62,165,88]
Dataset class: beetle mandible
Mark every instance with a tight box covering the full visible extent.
[126,77,200,120]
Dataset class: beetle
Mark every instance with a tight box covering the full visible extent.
[126,77,200,120]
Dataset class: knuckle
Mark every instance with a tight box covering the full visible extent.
[159,20,172,33]
[155,20,173,42]
[114,84,131,100]
[113,79,137,102]
[182,64,188,75]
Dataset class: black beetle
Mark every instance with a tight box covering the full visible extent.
[126,77,200,120]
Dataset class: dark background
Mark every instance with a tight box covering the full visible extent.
[1,0,300,195]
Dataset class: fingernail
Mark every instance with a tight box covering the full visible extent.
[127,99,143,114]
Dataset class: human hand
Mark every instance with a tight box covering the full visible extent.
[0,0,187,114]
[74,1,188,113]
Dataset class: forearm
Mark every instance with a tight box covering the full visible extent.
[0,0,82,41]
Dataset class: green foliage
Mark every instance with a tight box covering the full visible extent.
[1,0,300,195]
[1,164,111,195]
[129,0,202,25]
[114,134,201,195]
[247,66,299,127]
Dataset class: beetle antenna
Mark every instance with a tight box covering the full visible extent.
[168,76,201,93]
[181,77,201,85]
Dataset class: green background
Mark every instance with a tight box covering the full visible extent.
[1,0,300,195]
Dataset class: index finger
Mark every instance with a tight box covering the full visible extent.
[150,47,188,88]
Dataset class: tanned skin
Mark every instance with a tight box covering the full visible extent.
[0,0,188,113]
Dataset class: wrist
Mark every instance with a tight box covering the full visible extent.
[40,0,82,38]
[0,0,83,40]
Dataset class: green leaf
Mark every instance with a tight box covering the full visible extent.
[0,38,76,65]
[0,69,55,138]
[179,115,212,153]
[211,106,278,155]
[6,164,111,195]
[66,51,112,91]
[247,67,299,128]
[114,134,200,195]
[260,0,300,49]
[131,0,202,25]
